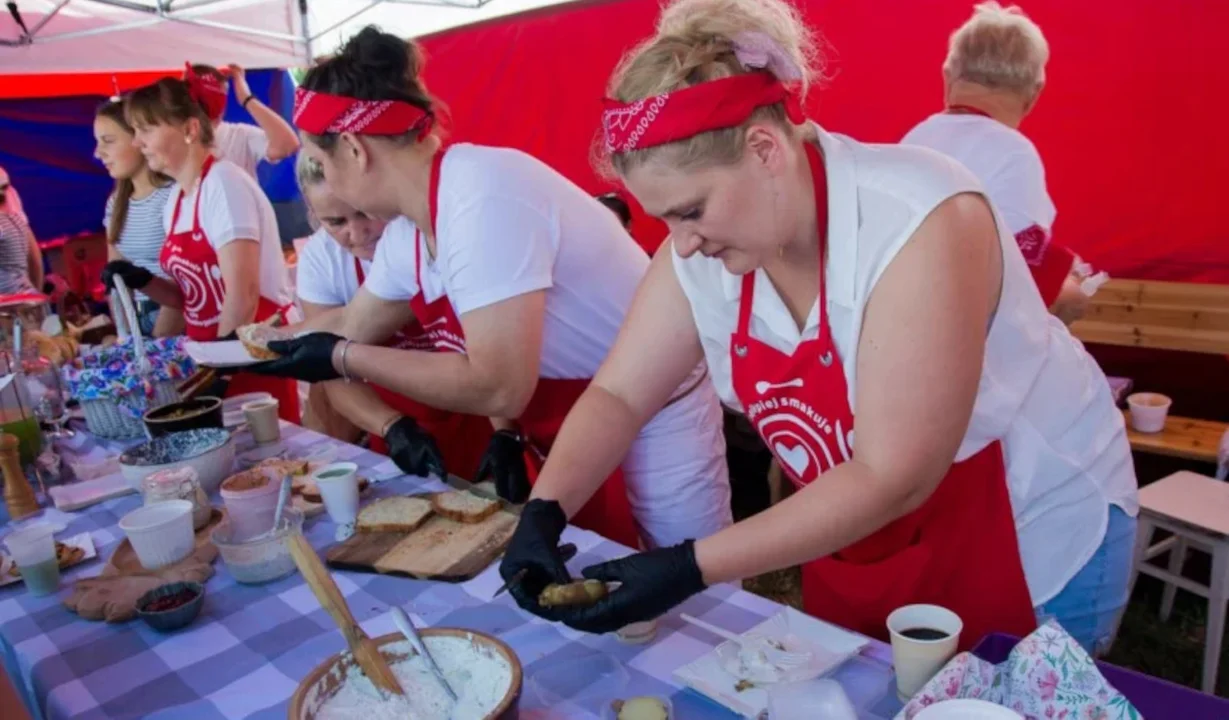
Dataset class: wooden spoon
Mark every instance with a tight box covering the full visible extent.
[286,533,404,696]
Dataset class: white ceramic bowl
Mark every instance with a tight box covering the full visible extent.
[118,500,195,570]
[914,699,1023,719]
[120,429,236,494]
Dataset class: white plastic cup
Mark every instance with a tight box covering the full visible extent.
[220,467,281,540]
[1127,392,1172,434]
[886,604,963,701]
[314,462,360,538]
[118,500,194,570]
[243,399,281,444]
[4,523,60,596]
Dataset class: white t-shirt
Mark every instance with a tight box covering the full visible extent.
[295,227,370,307]
[672,125,1137,606]
[364,143,651,379]
[902,113,1056,236]
[163,158,289,306]
[213,122,269,179]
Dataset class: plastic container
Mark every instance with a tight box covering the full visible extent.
[220,466,281,539]
[529,650,629,714]
[3,523,60,595]
[118,500,195,570]
[143,466,211,530]
[211,507,303,584]
[767,680,857,720]
[1127,392,1172,433]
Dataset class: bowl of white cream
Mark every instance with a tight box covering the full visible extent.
[290,628,522,719]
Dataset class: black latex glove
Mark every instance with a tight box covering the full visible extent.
[476,429,531,504]
[248,332,343,383]
[385,416,446,479]
[500,499,571,613]
[549,540,707,634]
[101,260,153,292]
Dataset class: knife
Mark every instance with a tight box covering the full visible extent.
[492,542,579,599]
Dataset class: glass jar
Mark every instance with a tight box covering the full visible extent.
[143,467,211,530]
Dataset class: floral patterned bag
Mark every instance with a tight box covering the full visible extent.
[897,620,1141,720]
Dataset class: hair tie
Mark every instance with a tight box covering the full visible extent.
[731,31,803,82]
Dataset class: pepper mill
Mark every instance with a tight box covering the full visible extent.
[0,432,38,520]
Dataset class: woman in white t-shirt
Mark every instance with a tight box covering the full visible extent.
[902,3,1091,325]
[100,76,298,422]
[94,98,180,337]
[499,0,1138,657]
[183,63,300,179]
[253,27,732,550]
[294,154,494,482]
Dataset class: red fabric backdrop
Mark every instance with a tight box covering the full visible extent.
[418,0,1229,282]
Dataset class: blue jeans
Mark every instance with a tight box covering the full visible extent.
[1035,504,1136,656]
[136,301,159,337]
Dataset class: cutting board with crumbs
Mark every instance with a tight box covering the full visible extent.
[325,493,518,582]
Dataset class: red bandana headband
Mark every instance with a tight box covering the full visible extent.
[183,63,227,121]
[292,87,434,138]
[601,72,804,155]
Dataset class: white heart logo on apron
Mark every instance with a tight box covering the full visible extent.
[773,441,811,477]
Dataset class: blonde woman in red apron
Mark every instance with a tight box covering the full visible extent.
[251,28,732,550]
[504,0,1136,653]
[102,76,299,421]
[294,155,493,483]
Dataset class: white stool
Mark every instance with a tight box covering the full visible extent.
[1126,470,1229,693]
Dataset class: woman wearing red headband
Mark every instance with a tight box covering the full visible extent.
[183,63,300,179]
[902,3,1095,325]
[253,27,732,548]
[102,77,299,421]
[500,0,1137,656]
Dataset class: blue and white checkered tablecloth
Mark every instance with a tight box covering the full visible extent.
[0,423,899,720]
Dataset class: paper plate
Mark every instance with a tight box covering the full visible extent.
[184,340,260,368]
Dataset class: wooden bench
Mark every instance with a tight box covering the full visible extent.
[1071,278,1229,463]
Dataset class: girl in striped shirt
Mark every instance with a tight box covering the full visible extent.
[94,99,181,337]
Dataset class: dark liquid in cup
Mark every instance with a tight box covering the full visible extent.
[900,627,949,641]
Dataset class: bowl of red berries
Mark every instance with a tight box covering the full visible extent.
[136,581,205,632]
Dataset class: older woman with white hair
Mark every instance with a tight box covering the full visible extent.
[903,2,1092,324]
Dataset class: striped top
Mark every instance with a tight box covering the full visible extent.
[105,186,173,299]
[0,212,34,295]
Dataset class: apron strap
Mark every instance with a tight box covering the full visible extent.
[190,155,216,239]
[354,255,365,285]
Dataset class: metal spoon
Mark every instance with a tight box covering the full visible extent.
[391,606,457,702]
[253,474,292,541]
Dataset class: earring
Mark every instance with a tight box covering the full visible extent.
[184,135,192,145]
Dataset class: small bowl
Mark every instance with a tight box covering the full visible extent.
[120,428,236,493]
[143,396,224,437]
[136,581,205,632]
[119,500,195,569]
[290,629,522,719]
[211,507,303,584]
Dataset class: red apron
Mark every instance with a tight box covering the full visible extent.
[401,150,640,548]
[729,142,1036,650]
[352,257,491,479]
[947,105,1075,306]
[160,156,299,422]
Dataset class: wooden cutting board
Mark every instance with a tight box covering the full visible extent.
[325,493,518,582]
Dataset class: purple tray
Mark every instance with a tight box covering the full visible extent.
[973,633,1229,719]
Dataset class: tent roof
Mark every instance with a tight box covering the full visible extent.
[1,0,583,75]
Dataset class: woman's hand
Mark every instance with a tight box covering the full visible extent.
[384,416,446,479]
[226,64,251,103]
[547,541,707,634]
[249,333,344,383]
[500,500,572,613]
[476,429,531,503]
[101,260,152,291]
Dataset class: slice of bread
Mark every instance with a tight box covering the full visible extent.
[357,496,434,534]
[237,323,285,361]
[431,490,500,524]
